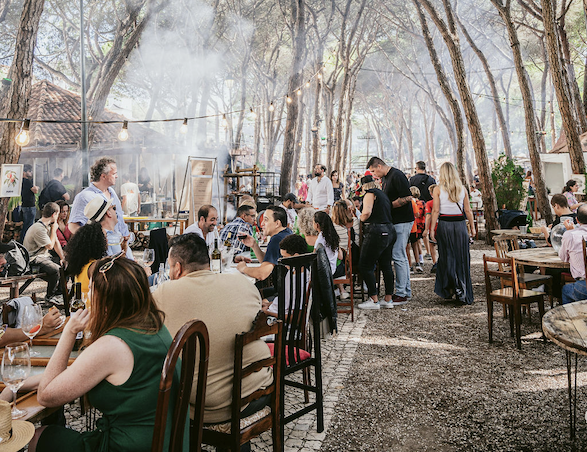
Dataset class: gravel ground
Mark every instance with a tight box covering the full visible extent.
[321,242,587,452]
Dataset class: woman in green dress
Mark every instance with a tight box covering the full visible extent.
[29,254,188,452]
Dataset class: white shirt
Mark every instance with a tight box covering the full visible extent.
[120,182,140,215]
[439,187,466,215]
[316,232,338,274]
[184,223,215,247]
[279,204,297,228]
[307,177,334,210]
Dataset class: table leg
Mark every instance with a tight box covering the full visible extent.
[566,350,578,440]
[10,282,18,299]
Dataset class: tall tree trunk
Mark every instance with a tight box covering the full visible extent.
[415,2,467,184]
[541,0,585,173]
[0,0,45,236]
[292,98,305,183]
[417,0,499,241]
[491,0,552,223]
[457,14,512,158]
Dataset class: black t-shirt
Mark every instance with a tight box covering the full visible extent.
[381,167,414,224]
[38,179,66,208]
[263,228,292,265]
[365,188,392,224]
[21,177,36,207]
[409,173,436,202]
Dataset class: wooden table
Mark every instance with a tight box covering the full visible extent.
[0,273,47,299]
[123,216,188,234]
[506,248,570,270]
[491,229,545,241]
[542,301,587,439]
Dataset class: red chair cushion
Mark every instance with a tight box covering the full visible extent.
[267,343,311,365]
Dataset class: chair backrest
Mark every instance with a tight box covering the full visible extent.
[230,311,283,438]
[493,235,519,271]
[151,319,209,452]
[343,226,352,280]
[483,254,519,298]
[276,252,318,366]
[149,228,170,274]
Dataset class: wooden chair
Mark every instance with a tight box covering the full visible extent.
[202,311,282,452]
[493,235,553,310]
[333,227,354,321]
[275,253,324,439]
[483,255,546,349]
[152,319,209,452]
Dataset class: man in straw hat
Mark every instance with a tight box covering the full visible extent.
[83,195,129,256]
[0,400,34,451]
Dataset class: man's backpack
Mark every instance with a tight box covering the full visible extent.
[4,240,30,276]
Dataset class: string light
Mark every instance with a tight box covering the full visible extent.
[180,118,188,134]
[15,119,30,146]
[305,81,311,88]
[286,96,292,103]
[297,89,302,96]
[222,114,228,128]
[118,121,129,141]
[250,107,257,119]
[317,74,322,80]
[269,102,275,112]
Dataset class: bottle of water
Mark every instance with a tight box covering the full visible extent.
[157,263,166,286]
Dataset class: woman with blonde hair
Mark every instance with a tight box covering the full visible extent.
[297,207,319,250]
[429,162,475,305]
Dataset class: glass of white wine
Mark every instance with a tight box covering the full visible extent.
[143,249,155,268]
[1,342,30,419]
[21,304,43,357]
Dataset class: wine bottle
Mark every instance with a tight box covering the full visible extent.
[250,226,257,260]
[70,282,85,313]
[211,239,222,273]
[157,263,165,286]
[224,232,232,251]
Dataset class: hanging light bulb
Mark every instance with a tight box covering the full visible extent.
[180,118,188,134]
[118,121,129,141]
[297,89,302,96]
[269,102,275,112]
[317,73,322,80]
[15,119,30,146]
[222,114,228,128]
[305,80,311,88]
[250,107,257,119]
[286,96,292,104]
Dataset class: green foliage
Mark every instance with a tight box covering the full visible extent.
[491,155,525,210]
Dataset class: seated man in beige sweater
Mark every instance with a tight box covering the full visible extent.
[152,233,273,426]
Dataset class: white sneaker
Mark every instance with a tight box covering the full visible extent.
[340,292,350,300]
[415,265,424,273]
[358,300,380,310]
[379,300,394,308]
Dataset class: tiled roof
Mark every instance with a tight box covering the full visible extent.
[24,80,166,150]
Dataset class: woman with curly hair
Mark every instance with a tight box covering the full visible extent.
[64,222,107,296]
[314,211,344,277]
[55,201,71,248]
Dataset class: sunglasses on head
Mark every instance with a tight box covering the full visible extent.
[99,252,124,284]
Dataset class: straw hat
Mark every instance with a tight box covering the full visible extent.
[84,196,113,222]
[0,400,34,451]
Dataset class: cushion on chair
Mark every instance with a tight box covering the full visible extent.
[203,406,272,434]
[267,342,311,365]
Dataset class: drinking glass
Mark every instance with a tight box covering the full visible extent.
[143,249,155,268]
[21,304,43,357]
[1,342,30,419]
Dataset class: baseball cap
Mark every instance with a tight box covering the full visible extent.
[84,196,113,222]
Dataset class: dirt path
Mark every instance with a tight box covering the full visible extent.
[322,244,587,451]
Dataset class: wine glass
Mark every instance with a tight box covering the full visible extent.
[21,304,43,357]
[1,342,30,419]
[143,249,155,268]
